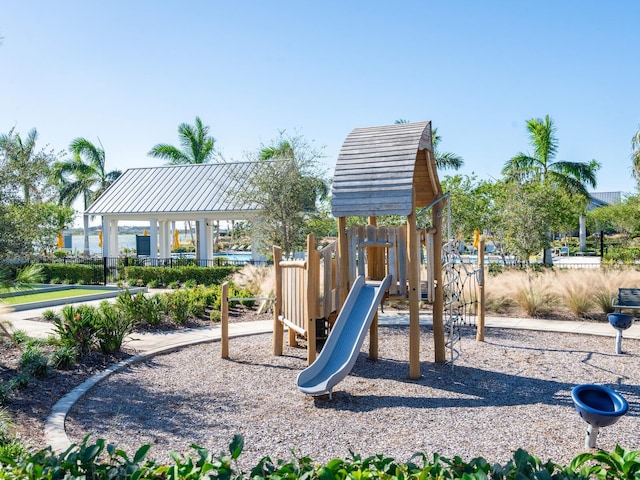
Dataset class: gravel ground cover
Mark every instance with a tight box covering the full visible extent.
[66,326,640,469]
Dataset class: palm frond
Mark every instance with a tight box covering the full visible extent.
[148,144,190,164]
[552,160,599,189]
[435,151,464,170]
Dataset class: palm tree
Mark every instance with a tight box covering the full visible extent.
[148,117,217,253]
[54,138,122,255]
[632,123,640,185]
[502,115,599,197]
[502,115,600,263]
[148,116,217,165]
[0,127,51,204]
[394,119,463,170]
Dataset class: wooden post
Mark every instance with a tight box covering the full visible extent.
[272,246,283,355]
[476,237,486,342]
[306,234,318,365]
[337,216,349,309]
[432,198,446,362]
[221,281,229,359]
[408,199,421,380]
[367,217,379,360]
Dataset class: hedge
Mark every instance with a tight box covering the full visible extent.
[34,263,104,285]
[123,265,237,286]
[0,435,638,480]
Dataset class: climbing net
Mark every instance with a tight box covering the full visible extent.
[441,238,481,365]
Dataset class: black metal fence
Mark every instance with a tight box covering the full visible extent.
[4,256,272,285]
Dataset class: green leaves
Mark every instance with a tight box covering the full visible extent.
[0,435,638,479]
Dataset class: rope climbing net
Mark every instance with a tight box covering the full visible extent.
[441,238,481,365]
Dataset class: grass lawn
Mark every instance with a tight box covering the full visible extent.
[1,289,105,305]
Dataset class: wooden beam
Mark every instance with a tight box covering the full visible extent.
[408,196,421,380]
[272,246,283,356]
[476,237,486,342]
[337,217,349,309]
[221,282,229,359]
[432,198,445,362]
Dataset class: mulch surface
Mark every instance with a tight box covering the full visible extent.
[0,305,268,450]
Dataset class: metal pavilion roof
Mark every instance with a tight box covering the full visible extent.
[85,162,262,220]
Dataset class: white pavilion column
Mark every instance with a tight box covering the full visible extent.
[109,220,119,257]
[101,217,110,258]
[206,219,214,263]
[149,219,158,266]
[159,221,170,260]
[198,217,210,266]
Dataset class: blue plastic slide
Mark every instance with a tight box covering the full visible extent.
[297,274,392,397]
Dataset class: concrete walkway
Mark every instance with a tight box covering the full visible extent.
[2,306,639,452]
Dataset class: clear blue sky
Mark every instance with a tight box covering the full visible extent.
[2,1,639,197]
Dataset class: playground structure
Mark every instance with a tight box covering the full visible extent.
[271,121,485,389]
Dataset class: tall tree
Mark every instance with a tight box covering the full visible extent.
[632,123,640,186]
[243,132,328,255]
[148,116,217,165]
[54,138,122,255]
[502,115,600,264]
[502,115,599,197]
[394,119,463,170]
[0,127,55,204]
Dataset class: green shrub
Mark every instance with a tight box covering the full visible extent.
[184,279,197,288]
[3,435,640,480]
[147,279,159,288]
[11,329,29,346]
[35,263,104,285]
[0,383,11,406]
[209,309,221,322]
[42,309,60,322]
[487,263,503,276]
[18,346,51,379]
[52,249,68,259]
[54,304,99,357]
[114,289,144,324]
[123,265,236,288]
[168,280,181,289]
[50,345,77,370]
[95,301,137,353]
[165,290,190,324]
[9,373,30,391]
[140,294,164,325]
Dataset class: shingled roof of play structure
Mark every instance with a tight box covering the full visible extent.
[331,121,442,218]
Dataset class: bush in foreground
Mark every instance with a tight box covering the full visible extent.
[0,435,638,480]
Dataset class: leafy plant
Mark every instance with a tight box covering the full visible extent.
[571,444,640,479]
[165,290,190,324]
[0,382,11,406]
[9,373,30,391]
[41,308,60,322]
[18,346,51,379]
[51,345,77,369]
[54,304,99,357]
[11,329,29,346]
[95,301,136,353]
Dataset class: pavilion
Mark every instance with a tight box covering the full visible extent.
[84,162,263,262]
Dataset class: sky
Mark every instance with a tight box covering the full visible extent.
[2,1,639,210]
